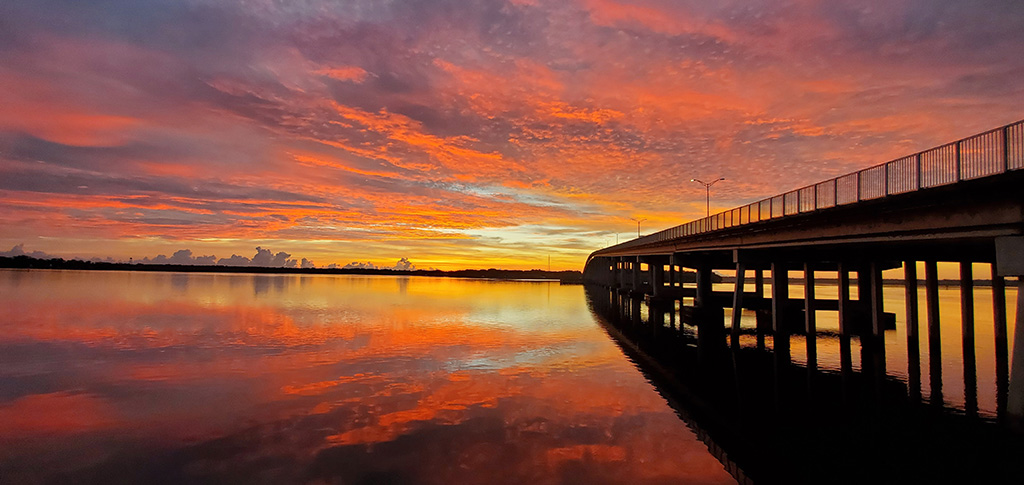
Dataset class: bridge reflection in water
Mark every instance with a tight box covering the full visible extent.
[584,119,1024,483]
[585,283,1024,484]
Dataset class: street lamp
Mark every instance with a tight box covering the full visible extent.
[691,177,726,217]
[630,217,647,238]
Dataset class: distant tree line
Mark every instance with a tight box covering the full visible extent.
[0,255,585,284]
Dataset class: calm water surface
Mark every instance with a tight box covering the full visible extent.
[0,270,736,484]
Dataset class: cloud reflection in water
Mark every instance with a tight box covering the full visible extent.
[0,270,735,484]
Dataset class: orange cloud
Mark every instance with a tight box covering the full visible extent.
[0,392,117,436]
[315,66,370,83]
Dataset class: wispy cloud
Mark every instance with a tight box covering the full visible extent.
[2,0,1023,268]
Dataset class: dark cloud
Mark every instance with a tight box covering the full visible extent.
[0,244,54,259]
[341,258,416,271]
[140,249,217,265]
[215,247,296,267]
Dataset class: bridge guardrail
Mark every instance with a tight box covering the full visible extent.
[597,119,1024,255]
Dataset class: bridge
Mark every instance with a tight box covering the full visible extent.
[583,119,1024,432]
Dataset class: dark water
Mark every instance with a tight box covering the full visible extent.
[718,276,1019,418]
[0,270,736,484]
[588,278,1024,484]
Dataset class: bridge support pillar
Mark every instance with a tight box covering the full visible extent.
[992,264,1009,422]
[771,264,789,334]
[618,259,625,291]
[605,259,612,287]
[651,257,665,298]
[905,261,922,402]
[865,261,887,406]
[695,263,712,308]
[961,262,978,417]
[731,263,746,347]
[1008,277,1024,429]
[695,263,725,360]
[996,237,1024,429]
[632,257,641,294]
[754,270,765,299]
[925,260,943,406]
[615,258,624,289]
[804,263,817,371]
[838,263,851,336]
[771,263,791,375]
[869,261,885,337]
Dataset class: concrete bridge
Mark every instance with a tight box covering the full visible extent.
[583,119,1024,426]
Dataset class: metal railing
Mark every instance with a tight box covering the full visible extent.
[597,119,1024,255]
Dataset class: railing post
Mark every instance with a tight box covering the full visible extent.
[883,162,889,196]
[921,153,929,189]
[856,171,861,202]
[955,141,962,182]
[833,178,838,206]
[1004,126,1011,173]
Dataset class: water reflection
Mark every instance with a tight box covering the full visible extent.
[586,284,1024,484]
[0,270,736,484]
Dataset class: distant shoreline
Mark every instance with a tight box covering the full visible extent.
[0,256,584,284]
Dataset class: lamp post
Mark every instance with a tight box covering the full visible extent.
[691,177,726,217]
[630,217,647,238]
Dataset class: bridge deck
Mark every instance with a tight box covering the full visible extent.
[588,119,1024,267]
[593,169,1024,265]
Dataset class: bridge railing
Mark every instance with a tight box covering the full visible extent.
[600,119,1024,254]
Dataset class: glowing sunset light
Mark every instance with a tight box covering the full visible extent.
[2,1,1023,269]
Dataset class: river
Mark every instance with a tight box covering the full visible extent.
[0,270,736,484]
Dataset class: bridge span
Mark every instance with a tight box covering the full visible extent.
[583,119,1024,430]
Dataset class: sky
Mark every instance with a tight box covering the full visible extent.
[1,0,1023,270]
